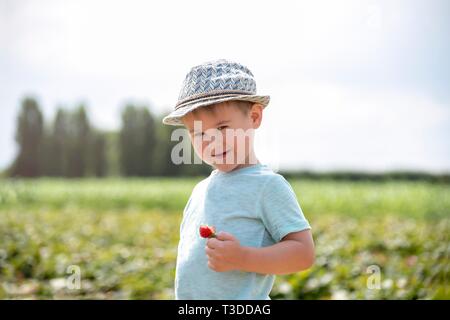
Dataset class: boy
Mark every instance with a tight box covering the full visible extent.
[163,59,314,299]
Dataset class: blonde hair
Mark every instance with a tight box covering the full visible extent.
[191,100,254,117]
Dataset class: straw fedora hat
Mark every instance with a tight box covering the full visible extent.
[162,59,270,126]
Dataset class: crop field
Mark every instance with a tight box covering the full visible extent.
[0,179,448,299]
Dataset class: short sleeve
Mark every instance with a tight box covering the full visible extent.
[259,174,311,242]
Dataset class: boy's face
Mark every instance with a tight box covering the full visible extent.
[181,101,263,172]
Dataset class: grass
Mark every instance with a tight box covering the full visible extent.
[1,178,448,218]
[0,178,449,299]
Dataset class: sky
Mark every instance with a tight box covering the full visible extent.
[1,0,449,172]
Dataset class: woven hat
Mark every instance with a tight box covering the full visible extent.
[162,59,270,126]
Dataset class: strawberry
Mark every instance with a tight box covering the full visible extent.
[199,224,216,238]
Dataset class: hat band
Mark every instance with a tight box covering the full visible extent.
[175,90,253,110]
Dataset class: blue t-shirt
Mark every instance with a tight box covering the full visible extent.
[175,163,311,300]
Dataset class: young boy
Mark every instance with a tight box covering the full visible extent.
[163,59,314,299]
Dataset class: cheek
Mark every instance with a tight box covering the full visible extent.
[233,134,247,151]
[232,132,253,155]
[191,137,202,150]
[201,141,212,156]
[191,139,214,161]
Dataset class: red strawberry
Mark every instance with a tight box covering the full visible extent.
[199,224,216,238]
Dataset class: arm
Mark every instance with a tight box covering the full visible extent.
[241,229,315,274]
[205,229,315,275]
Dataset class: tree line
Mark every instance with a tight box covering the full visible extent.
[7,97,449,181]
[8,96,211,178]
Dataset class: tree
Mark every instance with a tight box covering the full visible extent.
[66,105,91,177]
[153,115,183,176]
[90,131,107,177]
[11,97,44,177]
[47,108,69,176]
[119,104,156,176]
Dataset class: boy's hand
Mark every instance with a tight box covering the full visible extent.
[205,231,246,272]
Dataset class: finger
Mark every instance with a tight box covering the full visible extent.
[207,261,217,271]
[216,231,236,242]
[206,238,221,249]
[205,246,217,258]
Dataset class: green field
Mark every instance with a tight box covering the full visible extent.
[0,179,449,299]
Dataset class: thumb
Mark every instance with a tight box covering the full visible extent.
[216,231,236,242]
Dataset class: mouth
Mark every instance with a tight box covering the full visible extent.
[212,149,231,158]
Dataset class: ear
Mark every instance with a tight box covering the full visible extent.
[249,103,263,128]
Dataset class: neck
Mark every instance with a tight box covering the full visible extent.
[232,150,259,171]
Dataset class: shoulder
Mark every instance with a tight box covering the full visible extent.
[259,172,299,205]
[191,175,211,195]
[262,171,292,191]
[183,176,211,212]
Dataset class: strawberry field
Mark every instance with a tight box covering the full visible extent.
[0,179,448,299]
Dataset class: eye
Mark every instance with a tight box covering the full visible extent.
[217,125,228,131]
[193,132,204,138]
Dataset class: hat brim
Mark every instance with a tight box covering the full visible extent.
[162,94,270,126]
